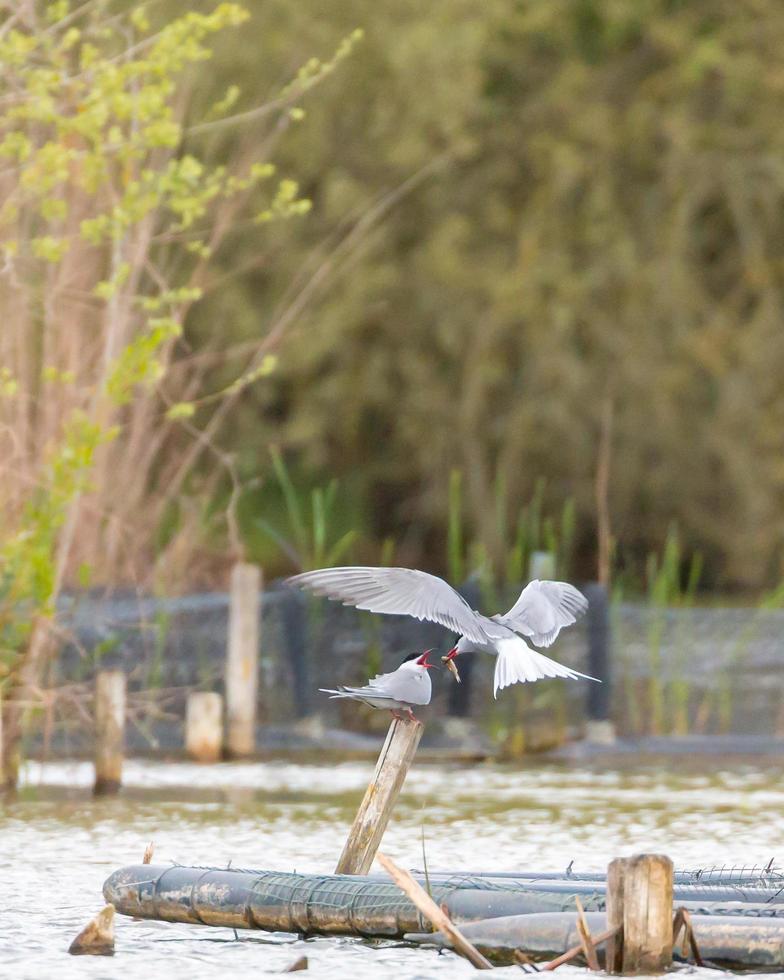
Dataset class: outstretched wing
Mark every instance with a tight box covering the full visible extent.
[494,580,588,647]
[287,566,490,644]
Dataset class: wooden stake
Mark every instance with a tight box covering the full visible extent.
[606,854,673,974]
[575,896,600,971]
[376,852,493,970]
[94,671,125,796]
[225,563,261,757]
[186,692,223,762]
[68,904,115,956]
[672,907,703,966]
[335,716,423,875]
[541,926,619,972]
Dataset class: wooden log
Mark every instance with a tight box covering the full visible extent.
[103,864,784,969]
[186,692,223,762]
[94,671,125,796]
[607,854,673,974]
[225,563,261,757]
[68,904,115,956]
[377,852,494,970]
[335,716,423,875]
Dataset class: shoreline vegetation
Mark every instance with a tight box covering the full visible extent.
[3,1,784,785]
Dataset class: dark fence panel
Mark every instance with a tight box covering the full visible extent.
[52,583,784,736]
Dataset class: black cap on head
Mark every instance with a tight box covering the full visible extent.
[401,652,423,664]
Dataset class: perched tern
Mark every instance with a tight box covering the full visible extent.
[289,567,597,697]
[319,650,435,719]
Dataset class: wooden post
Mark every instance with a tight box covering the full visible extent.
[225,563,261,757]
[605,856,625,974]
[606,854,673,974]
[335,716,423,875]
[584,583,615,744]
[185,692,223,762]
[68,905,115,956]
[94,670,125,796]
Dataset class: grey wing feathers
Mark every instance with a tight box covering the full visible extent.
[495,580,588,647]
[319,685,397,701]
[287,566,490,644]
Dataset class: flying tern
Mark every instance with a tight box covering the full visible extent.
[289,566,596,696]
[319,650,435,719]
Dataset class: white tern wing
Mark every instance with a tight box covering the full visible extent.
[319,687,403,709]
[494,580,588,647]
[287,566,491,645]
[493,636,598,696]
[320,665,431,707]
[368,666,431,706]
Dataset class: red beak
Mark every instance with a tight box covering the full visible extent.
[444,646,459,661]
[416,649,435,668]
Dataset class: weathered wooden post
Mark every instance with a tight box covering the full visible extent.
[606,854,673,974]
[584,582,615,743]
[335,716,424,875]
[225,563,261,757]
[185,692,223,762]
[94,670,126,796]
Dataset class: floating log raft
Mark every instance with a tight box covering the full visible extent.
[104,864,593,935]
[104,862,784,971]
[405,911,784,971]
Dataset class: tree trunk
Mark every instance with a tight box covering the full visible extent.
[2,617,56,791]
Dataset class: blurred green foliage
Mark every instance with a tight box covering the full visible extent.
[0,2,267,684]
[253,448,358,569]
[0,0,363,781]
[4,0,784,600]
[182,0,784,593]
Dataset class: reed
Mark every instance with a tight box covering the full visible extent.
[255,449,358,571]
[611,529,707,736]
[669,550,703,735]
[446,468,465,585]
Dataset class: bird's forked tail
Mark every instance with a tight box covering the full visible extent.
[493,636,599,698]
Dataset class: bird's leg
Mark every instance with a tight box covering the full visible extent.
[405,706,416,722]
[390,708,402,721]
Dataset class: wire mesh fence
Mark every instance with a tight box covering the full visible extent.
[47,581,784,741]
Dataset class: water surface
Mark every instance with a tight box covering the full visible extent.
[3,757,782,979]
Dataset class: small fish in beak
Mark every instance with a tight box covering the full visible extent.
[442,647,461,683]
